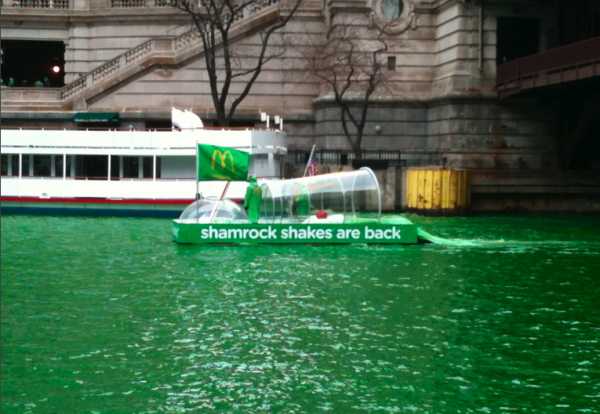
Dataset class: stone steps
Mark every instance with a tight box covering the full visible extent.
[1,2,283,112]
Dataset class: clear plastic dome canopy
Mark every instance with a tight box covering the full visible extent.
[179,198,249,223]
[178,168,381,224]
[259,167,381,224]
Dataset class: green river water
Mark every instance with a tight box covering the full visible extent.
[1,215,599,414]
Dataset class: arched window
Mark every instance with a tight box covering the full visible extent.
[381,0,404,20]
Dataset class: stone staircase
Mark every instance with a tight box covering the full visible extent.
[1,0,283,112]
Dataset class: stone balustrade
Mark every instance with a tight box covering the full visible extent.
[61,76,86,100]
[111,0,177,7]
[174,30,201,51]
[91,59,121,83]
[2,87,62,101]
[125,41,153,64]
[2,0,283,10]
[5,0,69,8]
[58,36,173,101]
[1,0,176,8]
[109,0,278,9]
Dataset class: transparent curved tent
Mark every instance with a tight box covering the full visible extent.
[179,198,250,223]
[259,168,382,224]
[178,168,382,224]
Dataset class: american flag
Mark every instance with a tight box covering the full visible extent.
[307,152,318,176]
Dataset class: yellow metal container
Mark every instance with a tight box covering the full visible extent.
[407,167,471,214]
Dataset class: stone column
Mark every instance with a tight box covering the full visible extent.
[63,40,76,84]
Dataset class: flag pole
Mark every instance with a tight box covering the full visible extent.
[303,145,316,177]
[196,142,200,223]
[208,181,231,223]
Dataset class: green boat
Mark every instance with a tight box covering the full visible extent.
[173,168,436,245]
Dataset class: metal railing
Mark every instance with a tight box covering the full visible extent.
[287,149,443,167]
[8,0,68,8]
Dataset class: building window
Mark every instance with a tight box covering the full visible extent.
[1,40,66,88]
[381,0,404,20]
[387,56,397,71]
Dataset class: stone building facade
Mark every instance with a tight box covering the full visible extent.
[1,0,599,180]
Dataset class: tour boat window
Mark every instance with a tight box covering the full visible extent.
[22,156,31,177]
[143,157,153,179]
[156,157,162,179]
[66,156,75,178]
[55,156,64,178]
[11,155,19,176]
[78,155,108,180]
[1,155,7,176]
[110,156,120,180]
[33,155,52,177]
[122,157,140,178]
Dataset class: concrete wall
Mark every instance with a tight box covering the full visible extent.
[427,96,561,170]
[0,0,578,172]
[65,21,188,83]
[285,163,600,213]
[86,19,324,114]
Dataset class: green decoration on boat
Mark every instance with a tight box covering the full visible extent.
[197,144,249,182]
[173,222,419,245]
[245,176,262,224]
[175,167,470,246]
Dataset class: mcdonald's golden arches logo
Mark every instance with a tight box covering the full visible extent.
[198,144,249,182]
[212,149,235,172]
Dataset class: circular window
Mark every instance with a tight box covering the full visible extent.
[381,0,404,20]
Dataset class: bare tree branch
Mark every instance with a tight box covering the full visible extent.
[173,0,303,126]
[297,21,393,157]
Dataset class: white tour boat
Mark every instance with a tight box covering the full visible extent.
[0,126,287,217]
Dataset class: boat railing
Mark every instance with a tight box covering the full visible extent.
[0,126,281,132]
[1,175,197,180]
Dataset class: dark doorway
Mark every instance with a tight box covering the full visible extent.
[228,121,256,128]
[569,117,600,170]
[496,18,540,65]
[213,120,256,128]
[1,40,66,87]
[145,120,173,130]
